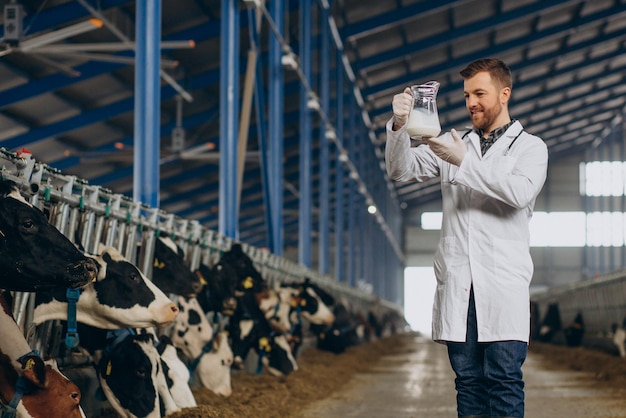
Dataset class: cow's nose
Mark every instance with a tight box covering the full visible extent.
[83,259,98,278]
[170,303,179,315]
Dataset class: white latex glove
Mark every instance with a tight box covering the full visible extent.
[423,128,467,166]
[391,87,413,128]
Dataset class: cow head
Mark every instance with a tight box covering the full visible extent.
[155,335,196,409]
[0,180,97,291]
[97,333,162,418]
[193,332,233,396]
[168,296,233,396]
[220,244,265,294]
[33,244,179,329]
[0,350,84,418]
[151,236,203,297]
[228,292,297,376]
[282,278,335,326]
[195,263,238,316]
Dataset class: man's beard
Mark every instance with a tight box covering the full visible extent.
[471,101,503,132]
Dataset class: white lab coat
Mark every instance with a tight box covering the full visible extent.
[386,119,548,343]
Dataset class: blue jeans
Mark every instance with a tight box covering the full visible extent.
[446,287,527,417]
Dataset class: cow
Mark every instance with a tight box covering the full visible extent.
[197,243,265,316]
[611,317,626,357]
[96,329,180,418]
[228,291,298,376]
[151,236,203,297]
[0,292,86,418]
[563,312,585,347]
[155,335,197,409]
[310,298,364,355]
[168,296,233,396]
[0,179,97,291]
[536,303,562,343]
[33,244,179,330]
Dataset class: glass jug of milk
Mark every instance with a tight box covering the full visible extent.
[406,81,441,139]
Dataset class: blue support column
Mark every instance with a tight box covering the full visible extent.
[318,4,330,275]
[219,0,239,239]
[334,48,344,282]
[133,0,161,207]
[249,7,272,250]
[268,0,284,255]
[347,95,356,287]
[299,0,313,267]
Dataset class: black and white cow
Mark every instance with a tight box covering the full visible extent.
[310,298,364,355]
[33,244,179,329]
[96,330,180,418]
[563,312,585,347]
[0,179,97,291]
[196,243,265,316]
[155,335,197,409]
[536,303,562,343]
[151,236,203,297]
[169,296,233,396]
[228,291,298,376]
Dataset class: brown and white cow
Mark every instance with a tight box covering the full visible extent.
[0,179,97,291]
[0,292,85,418]
[33,244,178,329]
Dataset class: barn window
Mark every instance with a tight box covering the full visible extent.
[420,211,626,247]
[580,161,626,196]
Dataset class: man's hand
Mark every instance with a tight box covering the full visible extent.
[391,87,412,129]
[423,129,467,166]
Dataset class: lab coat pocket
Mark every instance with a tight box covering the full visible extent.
[493,237,533,284]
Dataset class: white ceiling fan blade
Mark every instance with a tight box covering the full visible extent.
[34,51,180,69]
[19,18,103,52]
[26,53,81,77]
[29,40,196,53]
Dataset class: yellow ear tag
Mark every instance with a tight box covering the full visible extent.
[106,361,112,376]
[153,258,165,269]
[243,276,254,289]
[290,299,298,307]
[300,299,307,307]
[195,271,208,286]
[24,358,35,371]
[259,337,270,352]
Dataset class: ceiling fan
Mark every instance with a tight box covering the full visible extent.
[0,1,192,77]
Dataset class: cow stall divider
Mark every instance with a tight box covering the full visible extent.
[531,268,626,353]
[0,148,403,358]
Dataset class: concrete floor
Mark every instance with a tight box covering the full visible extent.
[300,335,626,418]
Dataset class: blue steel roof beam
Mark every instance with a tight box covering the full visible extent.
[362,2,625,98]
[0,7,246,110]
[380,57,626,142]
[340,0,468,41]
[0,62,223,152]
[0,0,131,35]
[354,0,581,74]
[393,86,626,203]
[370,10,626,122]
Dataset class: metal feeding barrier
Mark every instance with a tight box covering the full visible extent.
[0,148,403,352]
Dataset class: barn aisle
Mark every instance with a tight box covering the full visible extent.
[300,334,626,418]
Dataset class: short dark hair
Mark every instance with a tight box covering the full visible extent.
[460,58,512,90]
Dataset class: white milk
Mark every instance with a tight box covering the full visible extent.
[406,107,441,138]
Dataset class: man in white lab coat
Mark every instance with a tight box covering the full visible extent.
[386,58,548,418]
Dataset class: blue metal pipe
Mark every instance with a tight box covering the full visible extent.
[133,0,161,208]
[318,3,330,274]
[299,0,313,267]
[268,0,285,255]
[219,0,239,239]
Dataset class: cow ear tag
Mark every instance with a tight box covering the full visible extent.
[195,271,208,285]
[259,337,271,352]
[243,277,254,289]
[24,358,36,371]
[153,258,165,269]
[105,361,113,376]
